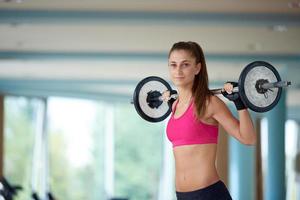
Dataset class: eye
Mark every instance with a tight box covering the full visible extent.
[182,63,190,67]
[169,63,176,68]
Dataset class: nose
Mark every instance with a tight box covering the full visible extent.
[174,65,183,75]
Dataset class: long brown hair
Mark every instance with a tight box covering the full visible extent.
[168,41,213,119]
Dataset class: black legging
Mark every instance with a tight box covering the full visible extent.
[176,180,232,200]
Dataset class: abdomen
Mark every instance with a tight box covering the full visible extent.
[173,144,220,192]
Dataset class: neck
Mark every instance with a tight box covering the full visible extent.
[177,88,193,104]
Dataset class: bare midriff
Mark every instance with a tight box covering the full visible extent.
[173,143,219,192]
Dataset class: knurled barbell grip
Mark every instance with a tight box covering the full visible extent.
[210,87,239,95]
[158,93,178,101]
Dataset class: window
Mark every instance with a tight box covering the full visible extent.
[4,97,39,200]
[4,96,167,200]
[47,97,105,200]
[114,103,164,200]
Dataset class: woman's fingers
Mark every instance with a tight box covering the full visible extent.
[224,83,233,94]
[162,90,171,101]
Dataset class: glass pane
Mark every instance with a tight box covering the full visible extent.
[4,96,39,200]
[48,97,105,200]
[114,102,164,200]
[4,96,165,200]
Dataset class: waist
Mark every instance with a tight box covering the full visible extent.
[175,169,220,192]
[173,144,219,191]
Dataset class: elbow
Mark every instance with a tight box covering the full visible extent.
[243,138,257,146]
[242,133,257,146]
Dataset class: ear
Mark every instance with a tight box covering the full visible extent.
[195,62,201,75]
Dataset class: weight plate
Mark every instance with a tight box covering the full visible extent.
[133,76,172,122]
[239,61,282,112]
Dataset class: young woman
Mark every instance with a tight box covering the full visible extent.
[164,41,256,200]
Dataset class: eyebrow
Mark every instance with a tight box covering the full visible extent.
[169,60,191,63]
[181,60,190,63]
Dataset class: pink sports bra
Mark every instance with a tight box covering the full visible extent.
[166,99,219,147]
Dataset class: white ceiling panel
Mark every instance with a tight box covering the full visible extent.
[0,23,299,55]
[0,0,299,14]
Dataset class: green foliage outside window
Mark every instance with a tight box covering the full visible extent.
[4,97,165,200]
[4,97,37,200]
[114,103,164,200]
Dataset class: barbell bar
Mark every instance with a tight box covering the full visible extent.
[132,61,292,122]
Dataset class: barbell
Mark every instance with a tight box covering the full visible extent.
[132,61,291,123]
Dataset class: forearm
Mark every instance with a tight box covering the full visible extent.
[238,109,256,145]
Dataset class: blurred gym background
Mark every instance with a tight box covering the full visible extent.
[0,0,299,200]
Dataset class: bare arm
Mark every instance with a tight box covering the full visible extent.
[211,96,256,145]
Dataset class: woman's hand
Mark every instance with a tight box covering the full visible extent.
[162,90,171,102]
[222,82,246,110]
[223,82,234,94]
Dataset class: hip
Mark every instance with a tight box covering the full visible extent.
[175,167,219,192]
[176,180,232,200]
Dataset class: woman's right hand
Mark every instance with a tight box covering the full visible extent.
[162,90,171,102]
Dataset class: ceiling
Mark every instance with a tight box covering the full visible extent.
[0,0,299,13]
[0,0,299,113]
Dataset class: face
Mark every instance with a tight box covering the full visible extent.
[168,50,201,88]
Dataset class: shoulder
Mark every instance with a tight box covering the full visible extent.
[207,95,228,113]
[195,95,221,125]
[207,94,223,106]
